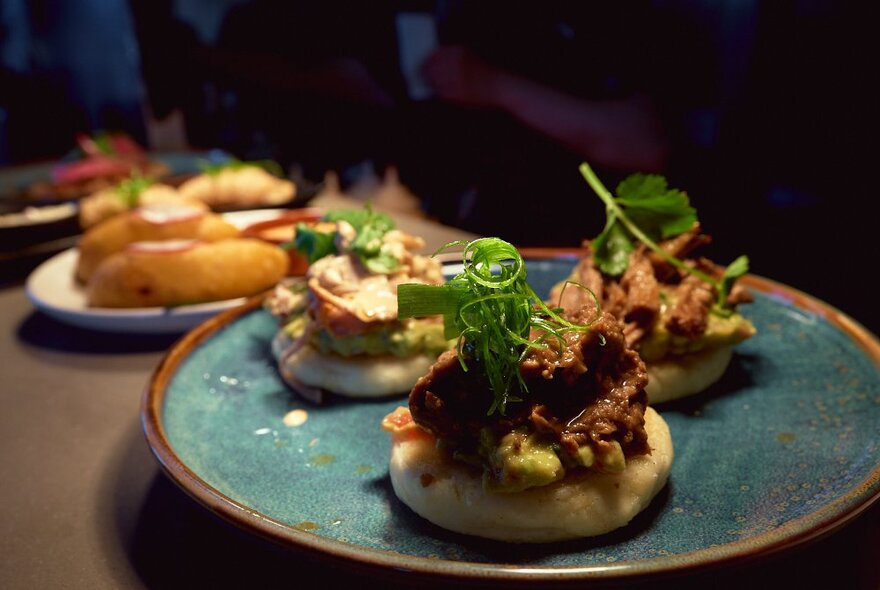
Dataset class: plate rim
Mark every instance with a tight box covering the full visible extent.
[140,256,880,584]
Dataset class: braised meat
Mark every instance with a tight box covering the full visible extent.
[409,309,650,460]
[552,224,753,350]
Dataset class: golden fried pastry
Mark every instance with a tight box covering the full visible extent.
[75,204,240,284]
[78,183,208,229]
[177,166,296,208]
[86,238,289,308]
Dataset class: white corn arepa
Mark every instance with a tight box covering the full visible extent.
[281,344,437,398]
[387,406,673,543]
[645,345,733,404]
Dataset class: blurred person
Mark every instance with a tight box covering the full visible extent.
[422,45,669,173]
[176,0,406,179]
[0,0,148,163]
[133,1,716,247]
[388,1,718,246]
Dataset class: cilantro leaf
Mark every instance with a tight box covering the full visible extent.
[328,207,398,272]
[592,220,634,276]
[616,173,697,241]
[326,207,394,241]
[586,169,697,277]
[580,162,749,312]
[290,222,337,263]
[618,175,696,239]
[362,252,399,274]
[717,255,749,306]
[288,205,400,273]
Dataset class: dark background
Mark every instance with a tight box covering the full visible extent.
[0,0,875,332]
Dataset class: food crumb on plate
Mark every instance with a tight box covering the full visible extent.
[283,408,308,427]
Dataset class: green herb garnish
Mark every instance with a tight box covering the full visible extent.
[580,162,748,310]
[113,175,153,208]
[398,237,597,415]
[291,224,337,263]
[199,157,285,178]
[92,132,115,156]
[289,205,399,273]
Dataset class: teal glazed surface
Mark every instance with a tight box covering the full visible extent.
[156,258,880,578]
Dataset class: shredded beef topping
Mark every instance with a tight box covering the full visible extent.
[620,247,659,325]
[409,310,650,460]
[551,223,751,349]
[648,225,712,281]
[665,274,714,338]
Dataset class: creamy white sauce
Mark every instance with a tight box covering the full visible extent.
[136,204,204,225]
[126,239,201,254]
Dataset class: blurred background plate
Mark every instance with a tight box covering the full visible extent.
[22,209,288,333]
[24,248,247,334]
[1,149,323,209]
[0,199,79,251]
[0,150,221,201]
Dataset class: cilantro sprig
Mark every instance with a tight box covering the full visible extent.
[398,237,597,415]
[580,163,748,310]
[289,205,400,274]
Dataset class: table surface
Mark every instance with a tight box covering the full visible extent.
[1,193,878,590]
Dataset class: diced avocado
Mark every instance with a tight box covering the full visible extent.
[576,444,596,468]
[470,427,632,492]
[639,310,756,362]
[282,313,309,339]
[311,320,453,358]
[481,428,565,493]
[595,440,626,474]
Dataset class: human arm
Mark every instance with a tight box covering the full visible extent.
[421,45,669,173]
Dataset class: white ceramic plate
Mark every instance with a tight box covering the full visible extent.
[23,209,291,334]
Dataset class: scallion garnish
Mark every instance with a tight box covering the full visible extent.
[398,237,598,415]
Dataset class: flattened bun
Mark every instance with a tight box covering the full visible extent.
[281,344,437,398]
[645,346,733,404]
[387,406,673,543]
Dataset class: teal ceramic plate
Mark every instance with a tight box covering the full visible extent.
[142,257,880,585]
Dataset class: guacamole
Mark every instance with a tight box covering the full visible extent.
[478,427,629,493]
[310,319,452,358]
[638,309,756,362]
